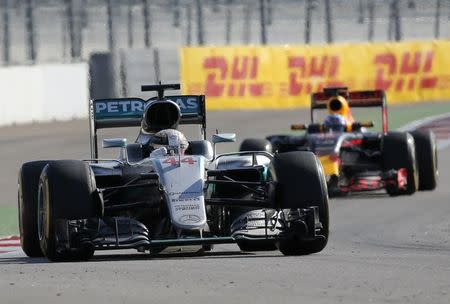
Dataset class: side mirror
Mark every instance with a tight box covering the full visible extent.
[212,133,236,159]
[103,138,127,148]
[212,133,236,144]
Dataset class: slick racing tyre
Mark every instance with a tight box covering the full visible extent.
[382,132,418,196]
[411,129,438,191]
[38,160,97,261]
[18,161,52,257]
[272,151,329,255]
[239,138,273,153]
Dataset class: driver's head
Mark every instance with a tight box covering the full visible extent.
[324,114,347,132]
[153,129,189,154]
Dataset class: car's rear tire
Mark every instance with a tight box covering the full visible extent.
[38,160,97,262]
[18,161,52,257]
[411,129,438,191]
[382,132,418,196]
[272,151,329,255]
[239,138,273,153]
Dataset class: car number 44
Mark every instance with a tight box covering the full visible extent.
[162,157,196,165]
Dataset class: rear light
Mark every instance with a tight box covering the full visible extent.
[342,139,362,147]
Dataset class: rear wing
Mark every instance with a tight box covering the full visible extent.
[310,88,388,133]
[89,95,206,158]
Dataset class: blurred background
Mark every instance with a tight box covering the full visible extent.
[0,0,449,65]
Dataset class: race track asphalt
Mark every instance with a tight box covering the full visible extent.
[0,108,449,304]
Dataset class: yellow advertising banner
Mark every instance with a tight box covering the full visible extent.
[180,41,450,110]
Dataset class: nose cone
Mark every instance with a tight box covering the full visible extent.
[142,100,181,133]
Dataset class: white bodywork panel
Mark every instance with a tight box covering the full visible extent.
[152,155,207,230]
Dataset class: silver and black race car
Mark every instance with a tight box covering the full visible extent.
[241,88,438,197]
[18,84,329,261]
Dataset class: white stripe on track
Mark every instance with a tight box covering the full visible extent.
[398,112,450,132]
[397,112,450,151]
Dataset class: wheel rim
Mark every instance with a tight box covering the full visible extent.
[408,136,418,192]
[37,183,45,242]
[18,180,24,238]
[434,137,438,179]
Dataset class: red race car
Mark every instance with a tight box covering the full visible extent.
[241,87,438,197]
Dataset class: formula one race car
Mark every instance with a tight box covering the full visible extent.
[18,84,329,261]
[241,87,438,197]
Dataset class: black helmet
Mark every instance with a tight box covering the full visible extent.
[141,100,181,133]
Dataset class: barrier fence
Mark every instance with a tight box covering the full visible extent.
[181,40,450,110]
[1,0,449,65]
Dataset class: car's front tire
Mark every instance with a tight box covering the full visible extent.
[411,129,438,191]
[38,160,97,262]
[18,161,52,257]
[272,151,329,255]
[382,132,418,196]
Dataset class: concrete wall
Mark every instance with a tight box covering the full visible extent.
[0,63,88,126]
[0,48,179,127]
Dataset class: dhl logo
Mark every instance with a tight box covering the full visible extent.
[182,42,450,109]
[287,55,344,95]
[374,51,438,91]
[203,56,267,97]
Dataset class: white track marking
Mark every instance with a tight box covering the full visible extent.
[398,112,450,132]
[398,112,450,151]
[0,236,21,256]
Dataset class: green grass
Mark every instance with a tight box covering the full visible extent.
[0,205,18,237]
[2,102,450,237]
[388,102,450,129]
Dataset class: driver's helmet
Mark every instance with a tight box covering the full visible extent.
[323,114,347,132]
[153,129,189,155]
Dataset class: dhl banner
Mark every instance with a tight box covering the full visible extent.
[180,41,450,110]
